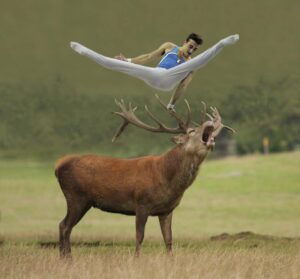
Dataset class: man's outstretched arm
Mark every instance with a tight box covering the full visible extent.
[167,72,193,110]
[115,42,175,65]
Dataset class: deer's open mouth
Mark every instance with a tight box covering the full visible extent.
[202,125,215,147]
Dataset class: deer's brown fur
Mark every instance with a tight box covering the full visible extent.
[56,100,232,257]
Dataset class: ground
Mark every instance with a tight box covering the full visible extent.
[0,151,300,278]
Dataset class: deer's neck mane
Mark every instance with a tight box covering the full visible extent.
[159,145,207,191]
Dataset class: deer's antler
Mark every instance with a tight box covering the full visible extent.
[200,101,207,125]
[112,97,192,142]
[206,106,236,137]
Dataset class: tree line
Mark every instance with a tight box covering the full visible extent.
[0,76,299,159]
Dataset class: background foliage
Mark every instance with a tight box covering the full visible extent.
[0,0,299,158]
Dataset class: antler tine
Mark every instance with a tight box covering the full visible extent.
[111,120,129,142]
[114,98,121,108]
[206,113,214,121]
[145,105,165,128]
[192,121,200,127]
[210,106,220,119]
[154,93,165,106]
[154,94,187,130]
[184,99,192,127]
[112,100,131,142]
[112,99,189,142]
[200,101,207,124]
[112,99,142,141]
[223,125,236,134]
[129,102,137,112]
[115,98,127,113]
[208,106,236,137]
[206,106,219,123]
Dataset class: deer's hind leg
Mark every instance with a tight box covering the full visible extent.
[59,193,91,258]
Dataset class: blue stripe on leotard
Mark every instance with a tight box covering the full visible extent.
[157,46,185,69]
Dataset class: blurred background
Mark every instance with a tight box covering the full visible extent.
[0,0,299,159]
[1,1,300,263]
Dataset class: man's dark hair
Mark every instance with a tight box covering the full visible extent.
[186,33,203,45]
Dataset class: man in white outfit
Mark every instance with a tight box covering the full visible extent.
[71,33,239,110]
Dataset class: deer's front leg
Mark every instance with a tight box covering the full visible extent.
[159,212,173,255]
[135,208,149,257]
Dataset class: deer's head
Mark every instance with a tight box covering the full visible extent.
[112,95,234,156]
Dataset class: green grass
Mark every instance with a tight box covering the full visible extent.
[0,151,299,241]
[1,151,300,278]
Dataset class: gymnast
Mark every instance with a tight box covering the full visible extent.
[71,33,239,110]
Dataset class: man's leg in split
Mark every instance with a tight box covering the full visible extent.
[168,34,239,75]
[69,34,239,98]
[70,42,163,88]
[164,34,239,110]
[70,42,147,74]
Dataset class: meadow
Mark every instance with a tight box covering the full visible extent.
[1,151,300,278]
[1,1,299,277]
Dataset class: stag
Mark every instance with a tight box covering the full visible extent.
[55,96,234,257]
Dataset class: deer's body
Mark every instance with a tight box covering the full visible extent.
[56,146,204,218]
[56,98,233,257]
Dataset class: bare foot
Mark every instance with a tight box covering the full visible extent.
[167,103,176,112]
[222,34,239,45]
[70,42,85,55]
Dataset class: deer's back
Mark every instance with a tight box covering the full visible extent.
[56,154,173,213]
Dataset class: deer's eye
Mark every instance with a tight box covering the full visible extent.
[188,129,196,136]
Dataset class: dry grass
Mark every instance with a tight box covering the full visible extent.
[1,233,300,279]
[1,152,300,278]
[1,239,300,279]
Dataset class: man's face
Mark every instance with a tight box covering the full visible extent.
[181,39,199,58]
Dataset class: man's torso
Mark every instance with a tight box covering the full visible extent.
[157,45,186,69]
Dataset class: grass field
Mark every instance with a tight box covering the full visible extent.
[1,151,300,278]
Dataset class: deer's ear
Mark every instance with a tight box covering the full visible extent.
[171,134,187,145]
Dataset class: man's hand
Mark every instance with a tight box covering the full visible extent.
[114,53,127,61]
